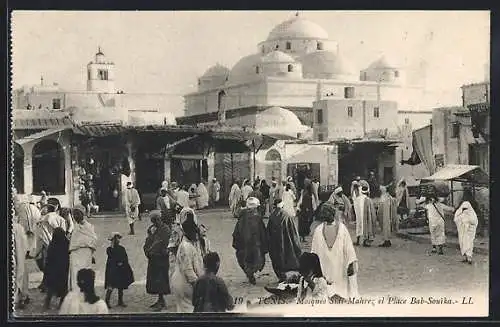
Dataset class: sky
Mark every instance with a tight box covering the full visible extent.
[11,10,490,115]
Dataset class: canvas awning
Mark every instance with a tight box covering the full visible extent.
[14,127,68,145]
[420,164,489,186]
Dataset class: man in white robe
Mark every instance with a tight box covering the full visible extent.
[196,181,209,209]
[125,182,141,235]
[16,195,42,257]
[69,206,98,292]
[229,180,242,218]
[176,185,191,209]
[241,179,253,201]
[353,185,376,247]
[311,202,359,299]
[13,214,29,309]
[454,201,478,264]
[377,186,397,247]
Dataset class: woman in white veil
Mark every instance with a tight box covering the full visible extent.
[197,181,209,210]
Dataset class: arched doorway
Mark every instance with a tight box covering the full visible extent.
[264,149,282,182]
[13,142,24,194]
[32,140,65,194]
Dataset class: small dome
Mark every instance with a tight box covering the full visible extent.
[267,14,329,41]
[228,53,263,84]
[255,106,309,138]
[261,50,296,63]
[366,55,400,70]
[201,64,230,78]
[301,50,356,77]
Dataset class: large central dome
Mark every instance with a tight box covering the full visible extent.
[266,14,329,41]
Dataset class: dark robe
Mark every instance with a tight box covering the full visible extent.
[44,235,69,298]
[105,244,135,289]
[232,208,269,276]
[192,273,235,312]
[267,207,302,280]
[298,192,314,237]
[144,222,171,294]
[260,184,270,200]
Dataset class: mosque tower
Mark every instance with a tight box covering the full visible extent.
[86,47,116,93]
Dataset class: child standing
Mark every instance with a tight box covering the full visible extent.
[192,252,234,312]
[104,232,134,308]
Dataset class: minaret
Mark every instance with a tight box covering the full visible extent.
[86,47,116,93]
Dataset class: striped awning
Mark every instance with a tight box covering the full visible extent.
[72,124,127,137]
[13,116,74,130]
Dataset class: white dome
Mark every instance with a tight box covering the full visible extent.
[366,55,401,70]
[261,50,296,63]
[228,53,263,84]
[201,63,230,78]
[255,106,309,138]
[300,50,356,78]
[267,14,329,41]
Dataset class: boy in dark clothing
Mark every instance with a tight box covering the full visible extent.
[192,252,234,312]
[104,232,134,308]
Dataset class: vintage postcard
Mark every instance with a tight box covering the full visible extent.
[10,10,490,318]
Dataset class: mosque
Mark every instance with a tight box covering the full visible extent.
[178,13,430,196]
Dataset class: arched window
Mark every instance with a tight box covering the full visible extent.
[286,41,291,50]
[256,66,260,74]
[32,140,65,194]
[265,149,282,161]
[13,142,24,194]
[217,90,227,123]
[217,90,226,110]
[287,64,294,72]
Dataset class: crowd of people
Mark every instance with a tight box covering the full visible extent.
[11,170,481,314]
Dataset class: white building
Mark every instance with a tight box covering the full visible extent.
[181,12,425,128]
[12,49,176,126]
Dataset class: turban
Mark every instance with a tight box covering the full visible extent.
[149,210,162,222]
[246,197,260,208]
[334,186,343,194]
[361,186,369,194]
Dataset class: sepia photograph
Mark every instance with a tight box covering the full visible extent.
[9,10,490,318]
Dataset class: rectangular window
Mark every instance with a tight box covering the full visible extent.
[317,42,324,50]
[98,69,108,80]
[395,70,400,78]
[344,87,355,99]
[404,118,410,124]
[286,42,291,50]
[451,122,460,138]
[317,133,324,142]
[52,98,61,110]
[347,106,353,118]
[316,109,324,124]
[373,107,380,118]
